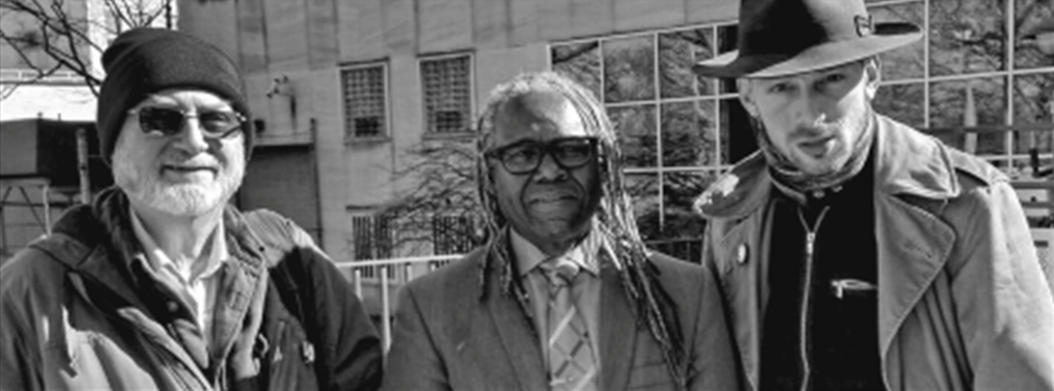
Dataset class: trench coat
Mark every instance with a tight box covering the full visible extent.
[697,115,1054,391]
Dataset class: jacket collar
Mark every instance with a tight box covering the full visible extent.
[696,114,961,219]
[47,187,268,306]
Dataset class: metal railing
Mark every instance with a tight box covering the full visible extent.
[333,254,461,350]
[0,68,84,85]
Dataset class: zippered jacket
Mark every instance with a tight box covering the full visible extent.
[697,115,1054,391]
[0,188,382,391]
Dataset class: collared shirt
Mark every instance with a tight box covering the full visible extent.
[129,207,228,343]
[511,228,602,368]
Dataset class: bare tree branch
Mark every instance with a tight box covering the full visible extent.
[0,0,174,97]
[376,138,485,255]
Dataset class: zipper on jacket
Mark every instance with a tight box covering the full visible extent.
[796,206,829,391]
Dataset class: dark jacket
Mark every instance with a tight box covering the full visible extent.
[381,237,741,391]
[697,115,1054,391]
[0,188,383,391]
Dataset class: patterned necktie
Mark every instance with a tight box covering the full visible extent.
[540,259,597,391]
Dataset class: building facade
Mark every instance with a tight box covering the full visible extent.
[177,0,1053,265]
[0,0,174,261]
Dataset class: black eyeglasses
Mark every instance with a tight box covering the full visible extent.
[128,106,246,139]
[485,137,598,174]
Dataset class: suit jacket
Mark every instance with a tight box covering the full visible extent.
[381,239,740,391]
[697,115,1054,391]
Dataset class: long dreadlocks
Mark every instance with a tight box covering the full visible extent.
[475,71,689,388]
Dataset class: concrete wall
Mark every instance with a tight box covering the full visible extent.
[179,0,739,261]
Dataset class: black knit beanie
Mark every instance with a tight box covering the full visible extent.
[97,28,253,163]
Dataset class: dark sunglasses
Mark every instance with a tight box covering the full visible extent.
[128,106,246,139]
[485,137,598,174]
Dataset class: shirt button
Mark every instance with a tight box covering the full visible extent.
[167,301,179,312]
[736,244,748,264]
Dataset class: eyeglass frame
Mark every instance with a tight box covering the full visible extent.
[127,106,247,139]
[484,137,600,175]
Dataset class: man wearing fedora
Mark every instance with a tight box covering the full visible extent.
[694,0,1054,390]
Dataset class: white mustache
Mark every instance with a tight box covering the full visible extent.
[163,156,219,169]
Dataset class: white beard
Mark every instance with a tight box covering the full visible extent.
[112,146,244,217]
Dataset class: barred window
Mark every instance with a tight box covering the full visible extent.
[432,214,478,255]
[341,64,388,139]
[350,213,394,279]
[420,54,473,134]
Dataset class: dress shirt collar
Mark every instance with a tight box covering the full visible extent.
[128,205,229,284]
[510,228,600,278]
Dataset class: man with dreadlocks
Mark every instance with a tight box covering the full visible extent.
[381,71,740,391]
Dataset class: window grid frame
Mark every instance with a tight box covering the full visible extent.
[549,23,737,233]
[419,52,476,137]
[348,211,396,279]
[340,62,391,143]
[548,0,1053,234]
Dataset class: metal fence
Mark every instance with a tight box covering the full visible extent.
[334,254,460,350]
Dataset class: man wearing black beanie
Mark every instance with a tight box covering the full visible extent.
[0,28,383,391]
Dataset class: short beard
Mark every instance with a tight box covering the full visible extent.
[112,146,244,217]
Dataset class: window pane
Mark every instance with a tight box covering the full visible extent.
[929,0,1005,76]
[719,98,757,164]
[929,77,1007,154]
[1015,0,1054,69]
[874,82,925,128]
[717,24,739,94]
[552,41,603,100]
[1012,72,1053,156]
[421,55,472,134]
[342,65,387,138]
[603,36,656,103]
[662,170,717,237]
[659,28,715,98]
[625,173,660,241]
[609,104,658,168]
[870,2,925,80]
[661,100,718,167]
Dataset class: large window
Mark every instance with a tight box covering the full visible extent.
[550,24,749,243]
[550,0,1053,243]
[420,54,474,135]
[865,0,1053,175]
[341,63,389,141]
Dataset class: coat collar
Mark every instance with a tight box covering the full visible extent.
[45,187,268,310]
[696,114,962,220]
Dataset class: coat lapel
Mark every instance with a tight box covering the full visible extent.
[598,265,638,391]
[874,194,955,363]
[705,207,768,391]
[485,267,549,391]
[870,115,958,362]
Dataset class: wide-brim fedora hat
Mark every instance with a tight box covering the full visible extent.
[695,0,923,78]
